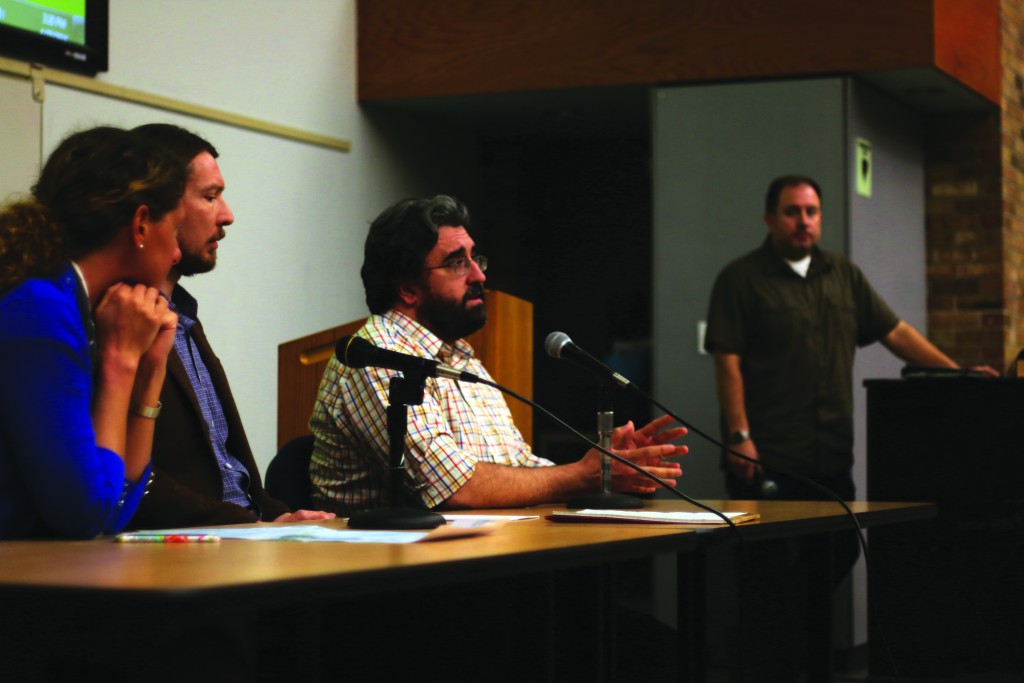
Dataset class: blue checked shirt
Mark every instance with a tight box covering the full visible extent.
[168,288,256,514]
[309,310,552,515]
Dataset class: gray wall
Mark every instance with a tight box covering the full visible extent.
[847,82,927,490]
[652,78,849,499]
[846,80,926,645]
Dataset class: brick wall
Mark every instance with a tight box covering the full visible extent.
[1002,0,1024,368]
[924,1,1023,371]
[925,112,1004,368]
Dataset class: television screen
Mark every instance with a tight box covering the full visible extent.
[0,0,108,74]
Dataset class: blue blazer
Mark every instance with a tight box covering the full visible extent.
[0,265,150,539]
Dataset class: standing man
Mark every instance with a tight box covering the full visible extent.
[310,195,686,515]
[703,174,996,680]
[705,174,993,502]
[128,124,332,528]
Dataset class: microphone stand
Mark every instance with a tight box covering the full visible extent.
[347,372,446,530]
[567,384,643,509]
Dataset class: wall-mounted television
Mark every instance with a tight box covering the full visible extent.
[0,0,108,75]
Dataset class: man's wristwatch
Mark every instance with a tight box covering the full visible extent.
[728,429,751,445]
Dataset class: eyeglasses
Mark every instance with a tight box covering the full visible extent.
[424,254,488,277]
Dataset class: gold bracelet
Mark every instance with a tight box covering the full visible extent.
[129,400,162,419]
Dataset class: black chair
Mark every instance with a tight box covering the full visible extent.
[265,434,314,511]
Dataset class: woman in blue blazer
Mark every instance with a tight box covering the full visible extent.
[0,126,187,539]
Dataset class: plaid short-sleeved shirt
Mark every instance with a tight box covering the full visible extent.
[309,310,551,515]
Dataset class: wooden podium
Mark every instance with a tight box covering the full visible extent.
[277,290,533,449]
[865,377,1024,678]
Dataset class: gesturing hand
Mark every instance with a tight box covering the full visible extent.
[586,415,688,494]
[611,414,688,456]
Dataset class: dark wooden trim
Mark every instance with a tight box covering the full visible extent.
[357,0,999,105]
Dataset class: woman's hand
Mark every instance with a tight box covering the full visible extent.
[94,283,170,368]
[140,297,178,370]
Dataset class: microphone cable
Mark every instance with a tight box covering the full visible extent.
[471,376,743,536]
[471,376,761,679]
[336,333,902,681]
[543,331,905,682]
[605,366,910,683]
[547,332,868,555]
[333,338,739,529]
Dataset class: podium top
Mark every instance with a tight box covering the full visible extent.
[898,365,1002,379]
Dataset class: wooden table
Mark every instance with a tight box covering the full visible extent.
[0,499,933,682]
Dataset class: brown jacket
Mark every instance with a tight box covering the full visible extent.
[127,288,288,529]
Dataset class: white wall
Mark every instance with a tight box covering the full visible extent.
[0,73,41,203]
[25,0,425,471]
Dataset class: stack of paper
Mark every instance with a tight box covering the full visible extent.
[547,509,759,525]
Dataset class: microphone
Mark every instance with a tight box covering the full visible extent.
[336,335,479,382]
[544,331,631,388]
[757,474,779,498]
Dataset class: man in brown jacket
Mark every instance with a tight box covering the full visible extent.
[127,124,332,529]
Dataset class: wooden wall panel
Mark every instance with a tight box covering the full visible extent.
[934,0,1001,104]
[464,289,533,443]
[277,319,365,449]
[357,0,999,105]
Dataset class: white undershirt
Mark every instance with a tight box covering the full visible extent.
[785,255,811,278]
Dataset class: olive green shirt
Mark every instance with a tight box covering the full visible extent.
[704,238,900,477]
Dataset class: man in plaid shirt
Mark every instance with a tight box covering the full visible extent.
[309,195,686,515]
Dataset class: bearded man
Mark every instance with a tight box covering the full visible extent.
[309,195,686,515]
